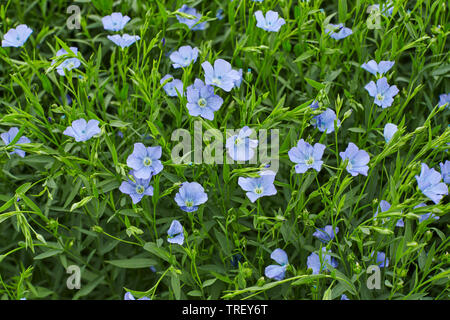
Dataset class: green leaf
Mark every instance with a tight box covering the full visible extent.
[106,258,158,269]
[34,249,63,260]
[304,77,325,90]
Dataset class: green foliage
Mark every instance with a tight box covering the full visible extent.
[0,0,449,300]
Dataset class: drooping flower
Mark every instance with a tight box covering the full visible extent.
[234,69,243,88]
[52,47,81,76]
[414,203,440,223]
[311,108,341,133]
[124,292,150,300]
[339,143,370,176]
[375,251,389,268]
[238,173,277,203]
[107,34,140,48]
[288,139,326,173]
[230,254,243,268]
[307,248,338,274]
[383,123,398,143]
[361,60,395,77]
[202,59,242,92]
[415,163,448,204]
[174,182,208,212]
[364,77,399,108]
[438,93,450,108]
[440,160,449,184]
[254,10,286,32]
[341,294,350,300]
[225,126,258,161]
[102,12,130,31]
[176,5,207,31]
[126,143,163,180]
[63,119,101,142]
[264,248,289,281]
[370,1,394,17]
[313,225,339,243]
[216,9,224,20]
[373,200,404,227]
[186,79,223,120]
[169,45,199,69]
[160,74,184,97]
[167,220,184,245]
[1,24,33,47]
[325,23,353,40]
[119,170,154,204]
[0,127,31,158]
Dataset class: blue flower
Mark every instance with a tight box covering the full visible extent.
[102,12,130,31]
[374,200,404,227]
[63,119,101,142]
[107,34,140,48]
[160,74,184,97]
[440,160,449,184]
[307,248,338,274]
[375,251,389,268]
[126,143,163,180]
[167,220,184,245]
[254,10,286,32]
[174,182,208,212]
[325,23,352,40]
[288,139,326,173]
[238,172,277,203]
[383,123,398,143]
[361,60,395,77]
[415,163,448,204]
[225,126,258,161]
[414,203,440,223]
[313,225,339,243]
[438,93,450,108]
[264,248,289,281]
[52,47,81,76]
[216,9,224,20]
[124,292,150,300]
[309,100,320,110]
[119,170,154,204]
[364,77,399,108]
[176,5,207,31]
[1,127,31,158]
[202,59,242,92]
[311,108,340,133]
[341,294,349,300]
[339,143,370,176]
[1,24,33,47]
[186,79,223,120]
[169,45,199,69]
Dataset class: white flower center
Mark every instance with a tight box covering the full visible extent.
[254,186,264,195]
[198,98,207,108]
[135,185,144,194]
[143,157,152,166]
